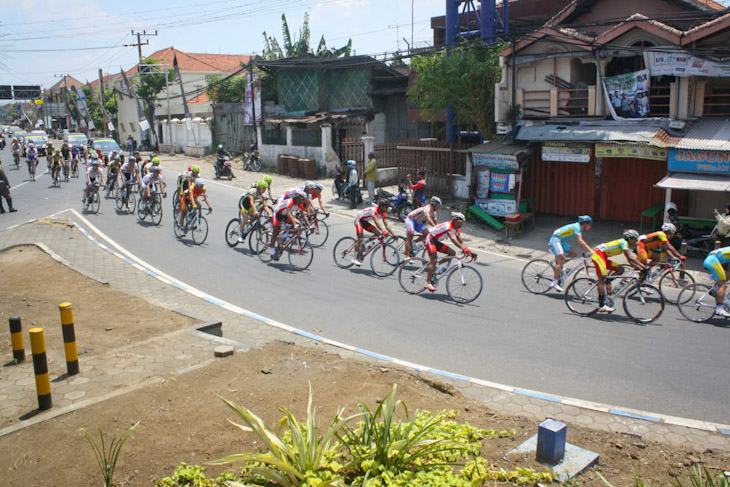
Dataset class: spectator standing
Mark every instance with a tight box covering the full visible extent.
[0,159,17,213]
[364,152,378,205]
[127,135,135,156]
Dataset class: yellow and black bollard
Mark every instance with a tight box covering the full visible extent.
[9,316,25,363]
[58,302,79,376]
[29,328,52,410]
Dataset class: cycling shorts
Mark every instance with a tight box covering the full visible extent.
[241,196,257,214]
[405,217,425,235]
[703,254,727,282]
[636,241,666,263]
[122,172,135,183]
[425,235,449,255]
[549,236,570,256]
[355,218,375,234]
[273,211,291,228]
[591,249,619,277]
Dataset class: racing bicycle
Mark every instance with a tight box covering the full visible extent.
[115,181,138,214]
[225,211,273,255]
[82,183,102,214]
[137,189,165,225]
[644,258,695,305]
[397,252,483,304]
[255,225,314,271]
[50,163,62,188]
[174,207,210,245]
[677,282,730,323]
[305,210,329,248]
[333,234,401,277]
[521,255,595,294]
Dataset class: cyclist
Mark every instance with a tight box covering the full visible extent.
[178,177,212,237]
[177,165,200,196]
[352,198,399,266]
[268,190,309,259]
[84,159,104,205]
[12,139,21,166]
[50,149,63,181]
[308,182,328,215]
[106,152,122,190]
[591,229,647,314]
[637,223,684,266]
[405,196,441,258]
[237,180,272,243]
[408,170,427,207]
[549,215,594,292]
[423,212,470,292]
[702,246,730,318]
[262,175,275,201]
[26,143,38,176]
[140,165,166,204]
[143,154,161,175]
[86,151,101,169]
[46,141,54,168]
[119,156,141,190]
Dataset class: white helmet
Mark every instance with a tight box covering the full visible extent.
[451,212,466,222]
[661,223,676,233]
[195,177,205,187]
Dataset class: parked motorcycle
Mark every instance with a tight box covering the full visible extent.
[243,143,262,172]
[214,155,234,180]
[378,185,412,221]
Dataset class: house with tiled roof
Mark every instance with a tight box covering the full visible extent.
[485,0,730,225]
[113,47,250,150]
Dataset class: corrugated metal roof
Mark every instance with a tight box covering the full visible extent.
[516,122,666,143]
[468,139,529,154]
[653,118,730,151]
[655,172,730,192]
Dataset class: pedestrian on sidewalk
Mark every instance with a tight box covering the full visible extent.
[0,159,18,213]
[127,135,136,156]
[364,152,378,204]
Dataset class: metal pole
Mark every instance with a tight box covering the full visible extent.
[166,66,173,155]
[9,316,25,363]
[59,302,79,376]
[99,69,108,137]
[29,328,52,410]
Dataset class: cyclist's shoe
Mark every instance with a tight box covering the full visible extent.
[351,257,362,266]
[424,283,437,292]
[550,281,565,293]
[180,229,187,237]
[598,305,615,313]
[714,307,730,318]
[237,233,245,244]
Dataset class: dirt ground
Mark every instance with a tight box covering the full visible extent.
[0,246,728,487]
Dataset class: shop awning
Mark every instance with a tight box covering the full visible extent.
[517,122,666,143]
[655,172,730,192]
[468,139,529,154]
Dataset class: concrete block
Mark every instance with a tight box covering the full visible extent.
[537,419,566,463]
[214,346,234,358]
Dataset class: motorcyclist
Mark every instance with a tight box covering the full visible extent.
[215,144,232,175]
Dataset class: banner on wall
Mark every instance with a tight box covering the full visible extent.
[472,152,519,170]
[645,51,730,78]
[668,148,730,175]
[541,142,591,163]
[489,172,515,193]
[603,69,650,120]
[595,143,668,161]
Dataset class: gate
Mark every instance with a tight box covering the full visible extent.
[340,137,365,178]
[396,139,469,198]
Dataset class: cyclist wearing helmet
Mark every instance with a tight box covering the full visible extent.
[178,177,212,236]
[119,156,141,190]
[143,155,162,176]
[404,196,441,258]
[308,182,328,215]
[87,150,100,169]
[591,229,646,313]
[84,160,105,205]
[702,246,730,317]
[107,151,122,187]
[268,191,309,259]
[237,180,272,243]
[262,175,275,200]
[548,216,594,292]
[637,224,684,265]
[141,165,167,203]
[178,165,200,195]
[423,212,470,292]
[26,143,38,174]
[352,199,399,266]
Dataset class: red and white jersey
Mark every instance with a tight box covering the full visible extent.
[407,204,436,224]
[274,197,297,215]
[427,221,459,242]
[356,205,386,222]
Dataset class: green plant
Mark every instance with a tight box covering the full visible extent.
[208,386,362,487]
[156,463,220,487]
[80,420,140,487]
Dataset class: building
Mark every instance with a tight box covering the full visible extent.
[486,0,730,224]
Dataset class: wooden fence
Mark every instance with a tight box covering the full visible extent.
[395,139,471,197]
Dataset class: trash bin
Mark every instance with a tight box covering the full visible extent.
[300,158,317,180]
[287,156,301,178]
[278,154,289,175]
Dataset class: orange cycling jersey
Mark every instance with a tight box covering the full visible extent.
[638,231,668,250]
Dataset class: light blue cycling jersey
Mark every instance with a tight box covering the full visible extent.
[550,222,581,244]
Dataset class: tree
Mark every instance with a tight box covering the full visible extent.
[408,41,503,139]
[135,57,173,143]
[205,74,248,103]
[261,13,352,60]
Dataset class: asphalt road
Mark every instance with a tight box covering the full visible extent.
[2,144,729,425]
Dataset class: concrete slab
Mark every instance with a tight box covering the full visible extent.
[505,434,599,482]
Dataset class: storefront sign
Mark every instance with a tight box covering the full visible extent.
[645,51,730,78]
[595,144,668,161]
[489,172,514,193]
[603,69,651,120]
[472,152,519,170]
[668,148,730,175]
[542,142,591,163]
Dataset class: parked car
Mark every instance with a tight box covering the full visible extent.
[31,130,48,144]
[22,135,47,156]
[64,133,89,148]
[89,137,122,163]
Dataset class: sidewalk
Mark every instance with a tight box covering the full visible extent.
[0,216,728,450]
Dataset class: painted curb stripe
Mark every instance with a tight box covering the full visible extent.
[514,389,561,403]
[355,349,393,361]
[430,370,474,382]
[719,428,730,436]
[609,409,661,422]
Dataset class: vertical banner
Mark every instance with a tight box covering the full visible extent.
[74,87,95,131]
[173,54,193,133]
[87,81,114,134]
[603,69,650,120]
[120,68,150,134]
[244,71,261,125]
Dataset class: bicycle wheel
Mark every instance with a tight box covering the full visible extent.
[91,190,101,214]
[250,158,262,172]
[564,278,600,317]
[307,220,329,248]
[115,190,125,210]
[191,216,209,245]
[248,222,269,254]
[225,218,241,247]
[677,283,716,323]
[445,265,483,304]
[137,199,148,220]
[623,283,665,324]
[256,230,274,263]
[370,243,400,277]
[288,237,314,271]
[150,195,163,226]
[127,190,137,214]
[397,257,429,295]
[520,259,554,294]
[658,268,695,305]
[333,237,356,269]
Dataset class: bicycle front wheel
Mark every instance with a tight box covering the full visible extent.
[307,220,329,248]
[150,196,163,226]
[370,243,400,277]
[127,190,137,214]
[564,278,600,316]
[333,237,356,269]
[91,191,101,214]
[288,237,314,271]
[397,257,428,295]
[677,283,716,323]
[191,216,209,245]
[623,283,665,324]
[446,265,483,304]
[225,218,241,247]
[521,259,554,294]
[658,268,695,305]
[249,221,270,255]
[256,230,274,262]
[115,190,125,211]
[137,200,148,220]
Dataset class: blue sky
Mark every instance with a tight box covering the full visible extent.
[0,0,445,89]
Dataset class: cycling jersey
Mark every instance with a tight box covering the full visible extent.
[282,187,310,200]
[142,174,164,191]
[86,167,103,182]
[108,158,121,170]
[709,247,730,264]
[425,221,460,255]
[637,231,669,261]
[591,238,630,276]
[120,162,137,174]
[596,238,629,258]
[704,247,730,281]
[241,188,265,211]
[273,197,297,227]
[356,206,386,222]
[407,205,435,224]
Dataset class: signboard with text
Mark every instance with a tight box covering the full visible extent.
[472,152,519,170]
[645,51,730,78]
[595,144,668,161]
[542,142,591,163]
[668,148,730,175]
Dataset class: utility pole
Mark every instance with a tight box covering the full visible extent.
[125,30,158,61]
[98,69,109,137]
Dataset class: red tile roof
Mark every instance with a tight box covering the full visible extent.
[122,47,251,78]
[188,92,210,105]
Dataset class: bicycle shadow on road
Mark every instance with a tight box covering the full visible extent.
[561,311,661,327]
